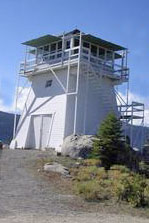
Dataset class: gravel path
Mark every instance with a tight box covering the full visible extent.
[0,149,148,223]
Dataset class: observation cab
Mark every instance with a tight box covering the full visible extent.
[20,29,129,84]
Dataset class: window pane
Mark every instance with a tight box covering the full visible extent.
[73,49,79,54]
[83,41,90,48]
[74,38,80,47]
[38,47,43,54]
[50,55,55,60]
[45,80,52,88]
[65,40,70,49]
[58,41,62,50]
[50,43,56,52]
[106,50,113,61]
[57,53,62,58]
[44,45,49,52]
[99,47,105,59]
[91,45,97,56]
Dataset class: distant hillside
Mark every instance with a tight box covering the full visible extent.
[0,111,20,144]
[125,124,149,150]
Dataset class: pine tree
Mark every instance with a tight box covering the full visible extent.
[91,113,125,170]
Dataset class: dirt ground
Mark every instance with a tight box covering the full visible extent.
[0,149,148,223]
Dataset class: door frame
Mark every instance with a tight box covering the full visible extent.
[31,113,54,149]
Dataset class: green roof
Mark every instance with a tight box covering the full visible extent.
[22,35,61,47]
[22,30,126,51]
[82,34,126,51]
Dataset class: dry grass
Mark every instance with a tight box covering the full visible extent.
[27,153,149,219]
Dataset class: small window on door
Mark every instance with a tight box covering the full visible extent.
[45,80,52,88]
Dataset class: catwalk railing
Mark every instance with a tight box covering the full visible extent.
[20,46,129,81]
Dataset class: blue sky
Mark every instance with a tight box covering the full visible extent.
[0,0,149,118]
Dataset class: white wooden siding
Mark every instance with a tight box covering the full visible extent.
[15,69,67,149]
[13,64,118,150]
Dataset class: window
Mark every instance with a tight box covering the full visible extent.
[44,45,49,52]
[50,43,56,52]
[106,50,113,61]
[38,47,43,54]
[58,41,62,51]
[98,47,105,59]
[74,38,80,47]
[45,80,52,88]
[57,53,62,58]
[50,55,55,60]
[65,40,70,49]
[91,45,97,57]
[83,41,90,48]
[73,49,79,55]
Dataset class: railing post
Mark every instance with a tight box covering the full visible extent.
[35,48,38,67]
[62,32,65,65]
[130,103,134,148]
[112,51,115,70]
[24,46,28,74]
[13,72,20,139]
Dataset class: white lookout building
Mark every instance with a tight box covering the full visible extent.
[11,29,130,151]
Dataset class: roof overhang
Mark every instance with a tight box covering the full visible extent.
[22,30,126,51]
[22,35,61,47]
[82,34,126,51]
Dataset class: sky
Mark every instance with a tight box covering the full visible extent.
[0,0,149,124]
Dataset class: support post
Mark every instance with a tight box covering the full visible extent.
[125,72,129,140]
[73,32,82,134]
[83,63,89,134]
[24,46,28,74]
[130,103,134,148]
[62,32,65,65]
[66,40,71,93]
[141,104,145,153]
[13,72,20,138]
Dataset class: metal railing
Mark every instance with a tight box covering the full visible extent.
[81,48,129,80]
[20,46,129,81]
[20,46,80,74]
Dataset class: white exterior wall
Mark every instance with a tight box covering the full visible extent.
[64,67,118,138]
[13,64,119,151]
[73,70,118,135]
[15,69,68,149]
[84,77,118,134]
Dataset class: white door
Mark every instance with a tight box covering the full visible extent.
[32,115,42,149]
[28,115,52,149]
[41,115,52,148]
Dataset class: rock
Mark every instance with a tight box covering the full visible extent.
[74,162,81,168]
[61,134,95,159]
[44,162,70,176]
[2,144,9,150]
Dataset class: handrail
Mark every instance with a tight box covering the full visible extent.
[20,46,128,80]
